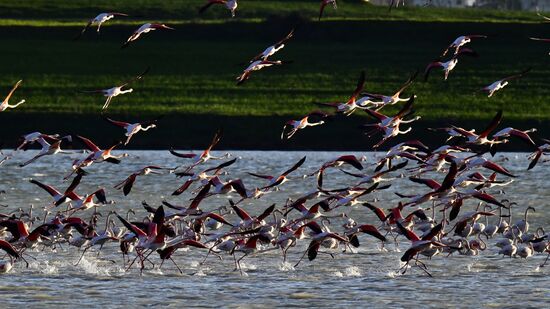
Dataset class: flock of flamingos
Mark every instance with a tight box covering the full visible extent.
[1,1,550,277]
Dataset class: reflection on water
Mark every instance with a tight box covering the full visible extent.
[0,151,549,307]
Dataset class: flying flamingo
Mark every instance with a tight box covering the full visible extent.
[360,71,418,107]
[397,221,445,276]
[169,130,227,172]
[480,68,531,97]
[248,156,306,191]
[250,28,294,62]
[441,35,487,56]
[310,155,363,188]
[57,188,113,213]
[122,23,174,48]
[281,111,328,140]
[0,240,28,273]
[236,60,288,85]
[199,0,238,18]
[114,166,165,196]
[294,221,348,267]
[29,172,83,206]
[104,116,159,145]
[1,80,25,112]
[15,132,65,151]
[82,67,149,110]
[528,139,550,170]
[19,138,71,167]
[440,110,506,146]
[424,48,478,81]
[491,127,537,146]
[74,12,129,40]
[171,158,237,195]
[315,70,366,115]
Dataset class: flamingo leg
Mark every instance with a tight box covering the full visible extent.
[170,257,184,274]
[236,253,248,276]
[75,246,90,266]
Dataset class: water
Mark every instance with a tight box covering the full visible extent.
[1,150,549,308]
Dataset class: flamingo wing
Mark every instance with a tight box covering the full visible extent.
[76,135,101,152]
[478,110,503,139]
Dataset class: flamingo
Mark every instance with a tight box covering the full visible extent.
[247,156,306,191]
[29,172,83,206]
[311,155,364,189]
[15,132,65,151]
[340,161,408,187]
[81,67,149,110]
[171,158,237,195]
[442,110,506,146]
[315,70,366,116]
[236,60,288,85]
[346,224,386,249]
[75,212,119,265]
[1,80,25,112]
[363,96,420,148]
[360,71,418,107]
[231,234,272,275]
[250,28,294,62]
[74,12,129,40]
[397,221,445,276]
[294,221,348,267]
[528,139,550,170]
[424,48,478,81]
[0,240,27,273]
[442,35,487,56]
[169,130,226,172]
[515,206,535,234]
[156,239,208,274]
[122,23,174,48]
[59,188,113,213]
[104,116,159,145]
[481,68,531,97]
[19,138,71,167]
[199,0,238,18]
[491,127,537,147]
[281,111,328,140]
[114,166,165,196]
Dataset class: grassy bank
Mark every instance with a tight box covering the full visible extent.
[0,0,543,24]
[0,20,549,120]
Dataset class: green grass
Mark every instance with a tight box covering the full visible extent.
[0,2,549,122]
[0,0,544,24]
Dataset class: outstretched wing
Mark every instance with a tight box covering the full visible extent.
[478,110,503,138]
[74,19,93,40]
[120,67,150,87]
[281,156,306,176]
[3,80,23,102]
[76,135,101,152]
[105,117,130,128]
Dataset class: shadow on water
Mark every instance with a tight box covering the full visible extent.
[0,112,548,151]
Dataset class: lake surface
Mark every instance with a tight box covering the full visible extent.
[1,150,549,308]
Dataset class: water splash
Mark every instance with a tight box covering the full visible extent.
[279,262,295,272]
[343,266,362,277]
